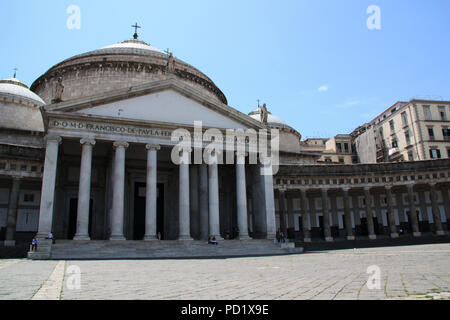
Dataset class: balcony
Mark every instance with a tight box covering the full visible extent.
[388,147,400,156]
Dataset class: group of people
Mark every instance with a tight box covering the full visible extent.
[276,229,286,244]
[30,232,55,252]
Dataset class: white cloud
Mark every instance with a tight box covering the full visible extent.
[318,85,329,92]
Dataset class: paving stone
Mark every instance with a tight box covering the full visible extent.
[1,243,449,300]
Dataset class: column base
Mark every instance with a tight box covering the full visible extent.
[325,237,334,242]
[144,235,159,241]
[178,235,194,241]
[109,235,126,241]
[73,235,91,241]
[368,234,377,240]
[390,233,399,238]
[303,237,312,243]
[346,236,355,241]
[412,232,422,237]
[436,230,446,236]
[3,240,16,247]
[238,235,252,241]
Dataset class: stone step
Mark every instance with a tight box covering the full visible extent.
[27,239,54,260]
[48,240,303,260]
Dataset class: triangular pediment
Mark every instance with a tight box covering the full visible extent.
[46,78,261,130]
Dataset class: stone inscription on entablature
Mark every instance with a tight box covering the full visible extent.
[49,119,173,139]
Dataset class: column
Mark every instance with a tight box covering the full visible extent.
[430,183,446,236]
[321,189,333,242]
[236,153,250,239]
[199,163,209,240]
[109,141,129,241]
[261,160,276,240]
[4,177,21,246]
[364,187,376,240]
[37,136,62,239]
[74,138,96,240]
[385,186,399,238]
[144,144,160,240]
[299,189,311,242]
[208,151,222,239]
[178,148,193,240]
[342,188,355,240]
[406,184,421,237]
[277,189,287,237]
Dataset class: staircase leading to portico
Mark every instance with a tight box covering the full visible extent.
[45,239,303,260]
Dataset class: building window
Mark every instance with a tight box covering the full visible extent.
[447,148,450,158]
[405,131,411,145]
[429,148,441,159]
[336,143,342,153]
[401,112,408,126]
[389,120,395,131]
[338,158,345,163]
[0,162,5,170]
[439,106,447,120]
[442,128,450,141]
[344,143,349,153]
[324,157,332,162]
[408,151,414,161]
[23,194,35,203]
[392,139,398,148]
[423,105,432,120]
[428,127,435,140]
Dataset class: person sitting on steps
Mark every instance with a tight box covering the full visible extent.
[208,236,218,245]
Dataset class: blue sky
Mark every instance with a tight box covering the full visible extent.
[1,0,449,138]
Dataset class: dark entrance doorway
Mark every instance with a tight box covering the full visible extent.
[68,198,93,240]
[133,182,164,240]
[318,216,324,238]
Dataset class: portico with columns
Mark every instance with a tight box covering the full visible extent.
[274,161,450,242]
[34,80,277,242]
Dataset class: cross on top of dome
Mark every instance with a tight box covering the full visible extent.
[131,23,141,40]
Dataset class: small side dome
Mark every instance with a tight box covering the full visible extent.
[248,107,288,127]
[0,78,45,106]
[0,77,45,132]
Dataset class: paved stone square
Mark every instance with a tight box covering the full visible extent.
[0,243,449,300]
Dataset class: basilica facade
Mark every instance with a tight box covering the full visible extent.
[0,35,448,254]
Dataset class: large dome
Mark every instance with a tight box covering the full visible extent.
[30,37,227,105]
[0,77,45,132]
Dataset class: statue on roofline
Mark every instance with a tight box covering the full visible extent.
[261,103,268,125]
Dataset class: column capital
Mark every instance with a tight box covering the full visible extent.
[44,135,62,145]
[406,182,415,190]
[113,141,129,149]
[80,138,96,146]
[385,185,393,191]
[298,187,308,193]
[342,187,350,193]
[146,144,161,151]
[235,151,249,157]
[363,186,371,192]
